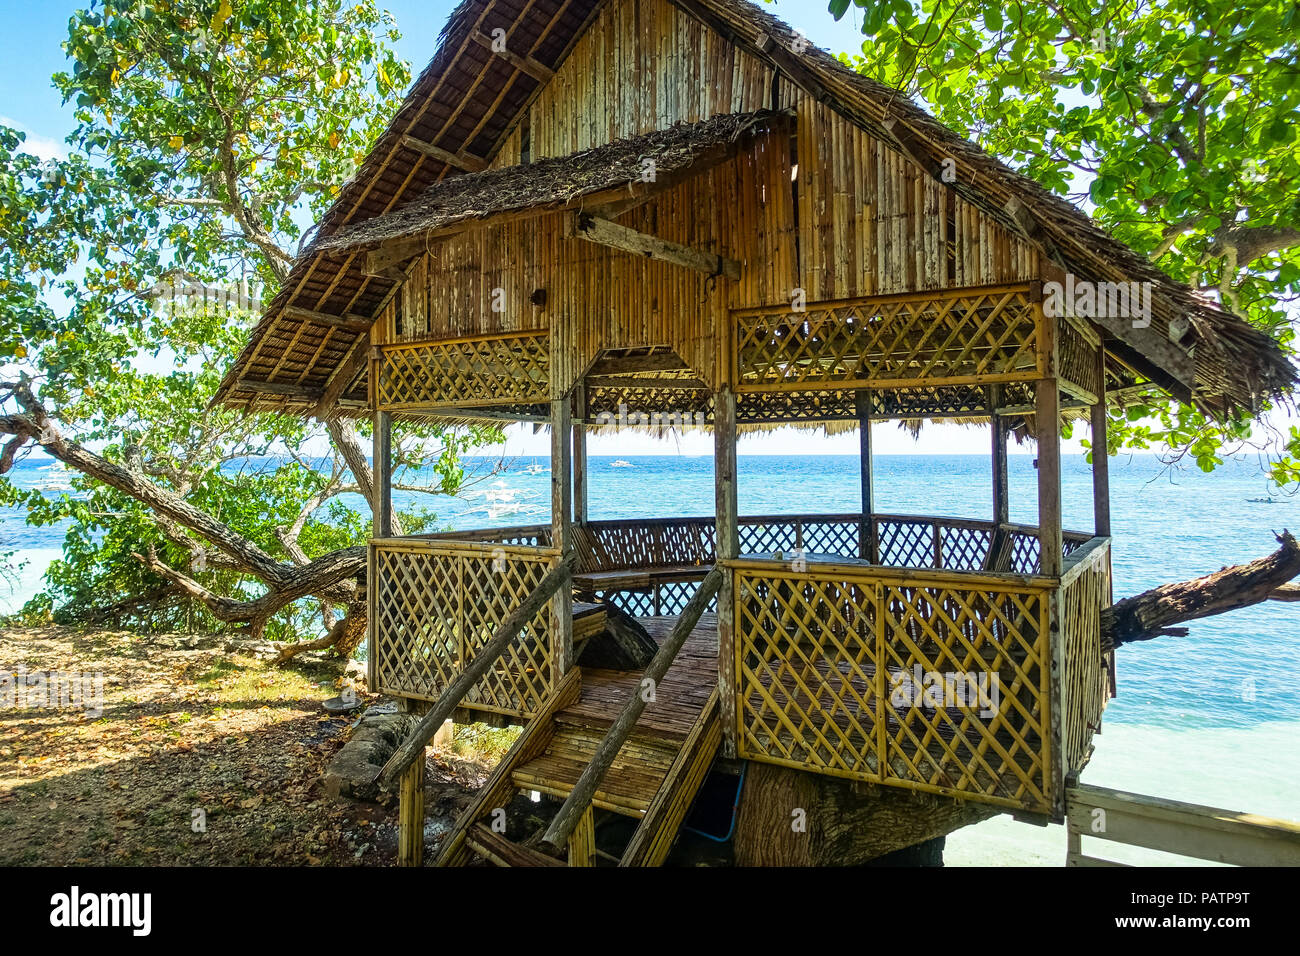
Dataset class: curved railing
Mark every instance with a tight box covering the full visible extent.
[569,513,1093,616]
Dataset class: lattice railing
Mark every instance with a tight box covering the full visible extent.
[1059,538,1112,774]
[733,284,1042,393]
[377,331,550,410]
[576,514,1089,577]
[733,561,1055,812]
[371,538,559,717]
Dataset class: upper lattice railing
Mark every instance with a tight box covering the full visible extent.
[733,283,1043,393]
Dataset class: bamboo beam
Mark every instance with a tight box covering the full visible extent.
[584,376,709,390]
[1091,350,1112,538]
[377,555,576,787]
[565,213,741,280]
[399,134,487,172]
[280,304,373,331]
[312,335,370,418]
[236,379,324,400]
[541,567,725,850]
[588,353,691,375]
[470,30,555,83]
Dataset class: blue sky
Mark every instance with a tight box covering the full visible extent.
[0,0,1082,458]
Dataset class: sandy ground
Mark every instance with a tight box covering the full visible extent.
[0,626,494,866]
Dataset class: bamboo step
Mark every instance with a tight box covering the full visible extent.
[511,725,682,817]
[464,824,565,867]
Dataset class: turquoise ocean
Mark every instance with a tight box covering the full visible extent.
[4,451,1298,864]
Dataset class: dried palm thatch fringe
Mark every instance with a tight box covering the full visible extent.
[321,110,785,253]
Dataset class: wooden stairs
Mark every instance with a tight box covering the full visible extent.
[436,665,722,867]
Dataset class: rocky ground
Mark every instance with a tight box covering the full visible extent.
[0,625,512,865]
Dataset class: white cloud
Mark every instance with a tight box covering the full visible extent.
[0,115,67,161]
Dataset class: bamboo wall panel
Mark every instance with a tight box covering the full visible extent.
[490,124,524,170]
[733,563,1054,812]
[791,97,1038,301]
[371,539,558,717]
[529,0,775,160]
[734,285,1043,393]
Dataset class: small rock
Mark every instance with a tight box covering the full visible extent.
[322,695,362,715]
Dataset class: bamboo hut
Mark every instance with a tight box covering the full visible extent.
[216,0,1295,866]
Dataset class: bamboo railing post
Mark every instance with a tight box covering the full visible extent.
[1090,350,1111,538]
[551,396,575,674]
[541,567,724,850]
[378,555,576,789]
[714,384,739,757]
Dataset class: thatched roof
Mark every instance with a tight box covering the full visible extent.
[214,0,1295,422]
[321,110,783,254]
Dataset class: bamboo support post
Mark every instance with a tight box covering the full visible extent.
[989,385,1009,527]
[573,386,588,526]
[378,554,576,788]
[714,385,739,757]
[1036,309,1062,578]
[397,757,425,867]
[541,566,725,849]
[1090,350,1111,538]
[856,390,878,562]
[551,397,575,673]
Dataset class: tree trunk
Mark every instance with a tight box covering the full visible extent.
[1102,530,1300,650]
[732,761,997,866]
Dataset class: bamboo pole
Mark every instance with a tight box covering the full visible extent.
[551,397,575,673]
[541,566,724,849]
[714,385,739,757]
[855,390,877,562]
[1090,349,1111,538]
[378,555,576,788]
[989,385,1009,527]
[372,409,393,539]
[573,386,588,526]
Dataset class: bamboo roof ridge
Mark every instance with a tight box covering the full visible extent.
[214,0,1296,423]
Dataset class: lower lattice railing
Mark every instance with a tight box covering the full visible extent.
[370,537,560,717]
[732,559,1058,813]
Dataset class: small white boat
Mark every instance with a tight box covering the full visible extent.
[524,463,545,476]
[611,459,634,468]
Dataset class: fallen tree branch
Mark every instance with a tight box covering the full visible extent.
[1102,530,1300,650]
